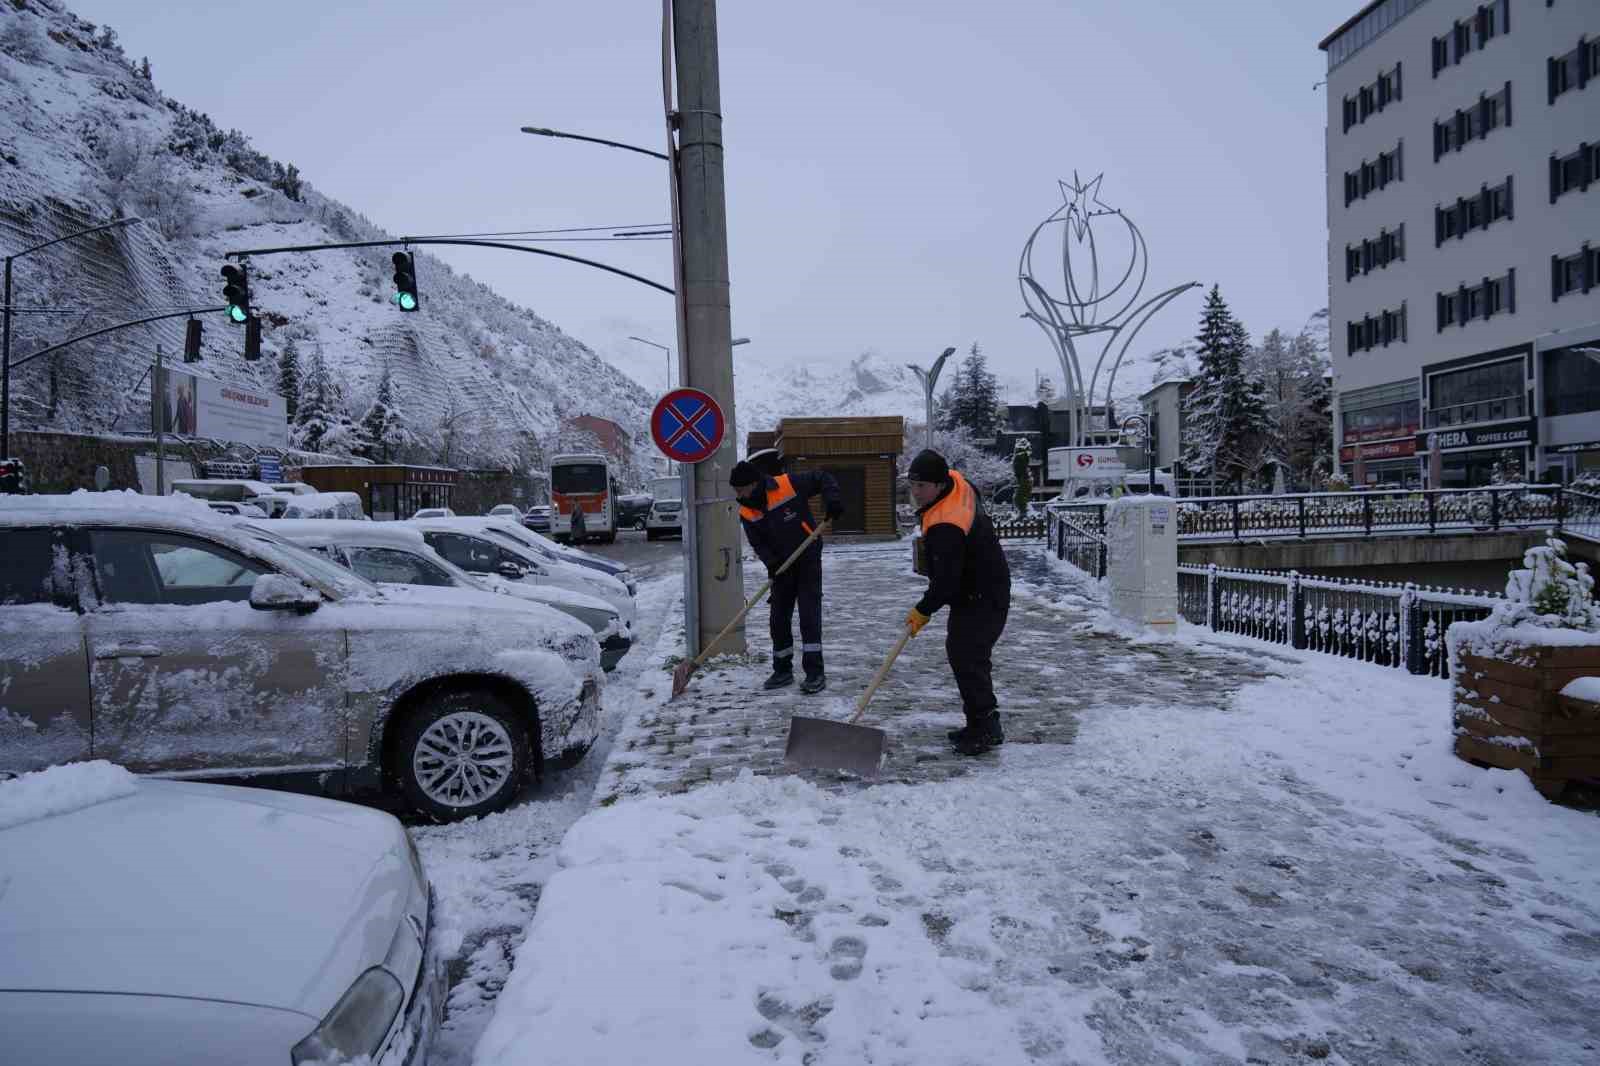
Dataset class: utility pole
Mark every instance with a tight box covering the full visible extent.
[153,344,165,495]
[672,0,744,655]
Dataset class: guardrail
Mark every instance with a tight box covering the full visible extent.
[1177,565,1502,678]
[1046,486,1600,545]
[1045,507,1108,579]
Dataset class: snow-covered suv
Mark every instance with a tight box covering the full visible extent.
[0,492,603,821]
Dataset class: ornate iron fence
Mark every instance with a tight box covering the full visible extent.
[1176,565,1501,677]
[993,517,1046,539]
[1046,507,1108,579]
[1173,485,1568,542]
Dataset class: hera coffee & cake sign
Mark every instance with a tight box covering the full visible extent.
[1416,419,1536,452]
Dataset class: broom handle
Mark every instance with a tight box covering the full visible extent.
[689,521,829,670]
[850,628,914,725]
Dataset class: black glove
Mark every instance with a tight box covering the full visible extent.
[825,503,845,522]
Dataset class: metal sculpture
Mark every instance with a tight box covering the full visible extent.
[1018,173,1197,449]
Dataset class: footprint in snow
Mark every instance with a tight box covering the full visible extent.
[827,936,868,980]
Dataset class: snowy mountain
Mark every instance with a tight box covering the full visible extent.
[0,2,653,473]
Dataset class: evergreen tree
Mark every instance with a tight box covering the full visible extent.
[295,348,337,454]
[1285,368,1333,485]
[944,343,1000,440]
[1181,286,1271,491]
[1035,376,1056,402]
[935,358,965,432]
[1011,437,1033,514]
[359,365,407,462]
[277,339,301,424]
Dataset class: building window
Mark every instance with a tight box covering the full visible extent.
[1344,142,1404,205]
[1551,242,1598,301]
[1343,62,1404,131]
[1548,36,1597,105]
[1550,142,1597,203]
[1434,176,1513,244]
[1346,223,1406,280]
[1341,380,1420,442]
[1427,358,1526,427]
[1436,269,1516,330]
[1543,343,1600,416]
[1433,1,1511,77]
[1433,82,1512,161]
[1347,302,1408,354]
[1326,0,1430,72]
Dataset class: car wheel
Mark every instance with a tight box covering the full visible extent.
[634,518,648,531]
[394,689,532,821]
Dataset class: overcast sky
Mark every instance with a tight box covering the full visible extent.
[72,0,1355,397]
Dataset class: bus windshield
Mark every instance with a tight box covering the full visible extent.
[649,477,681,502]
[552,463,607,494]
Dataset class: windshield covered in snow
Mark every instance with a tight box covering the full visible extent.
[237,527,376,598]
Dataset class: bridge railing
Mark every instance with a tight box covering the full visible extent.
[1049,486,1579,543]
[1177,565,1502,677]
[1045,505,1108,579]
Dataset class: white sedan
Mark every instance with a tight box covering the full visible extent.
[0,762,443,1066]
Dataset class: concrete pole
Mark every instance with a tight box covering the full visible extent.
[154,344,165,495]
[673,0,745,654]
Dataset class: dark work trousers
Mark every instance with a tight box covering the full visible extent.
[945,593,1009,723]
[769,550,824,676]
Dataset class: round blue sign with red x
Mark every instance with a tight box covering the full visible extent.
[651,387,726,464]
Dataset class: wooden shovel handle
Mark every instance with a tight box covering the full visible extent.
[689,520,830,670]
[850,627,914,725]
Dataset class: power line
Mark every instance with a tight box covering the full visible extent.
[421,224,669,240]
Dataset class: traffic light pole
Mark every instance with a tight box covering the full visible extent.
[5,306,228,373]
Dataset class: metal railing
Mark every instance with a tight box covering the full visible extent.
[1177,565,1501,677]
[1046,506,1108,579]
[993,517,1046,540]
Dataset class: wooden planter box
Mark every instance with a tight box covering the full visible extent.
[1452,641,1600,800]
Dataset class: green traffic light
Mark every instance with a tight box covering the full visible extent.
[395,292,417,311]
[228,305,248,324]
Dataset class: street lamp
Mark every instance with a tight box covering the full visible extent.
[520,126,669,162]
[628,335,672,391]
[3,215,142,459]
[907,346,956,450]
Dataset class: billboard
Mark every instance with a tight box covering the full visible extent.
[1047,446,1126,482]
[152,366,288,449]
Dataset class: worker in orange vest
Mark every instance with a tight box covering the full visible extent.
[731,458,844,694]
[904,449,1012,755]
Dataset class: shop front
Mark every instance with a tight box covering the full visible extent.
[1339,437,1419,487]
[1414,421,1536,488]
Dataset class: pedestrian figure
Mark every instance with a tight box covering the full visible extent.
[904,449,1012,755]
[569,502,587,544]
[731,458,844,694]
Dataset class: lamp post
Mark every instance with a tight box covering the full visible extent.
[3,215,142,459]
[520,126,669,162]
[907,346,956,450]
[629,335,672,391]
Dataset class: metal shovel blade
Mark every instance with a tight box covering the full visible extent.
[783,715,887,777]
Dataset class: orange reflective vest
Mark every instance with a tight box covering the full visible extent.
[739,474,815,536]
[920,470,977,536]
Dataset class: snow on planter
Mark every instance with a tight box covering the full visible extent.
[1447,537,1600,800]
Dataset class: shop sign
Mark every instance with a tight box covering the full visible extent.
[1416,419,1536,451]
[1339,438,1417,462]
[1549,439,1600,455]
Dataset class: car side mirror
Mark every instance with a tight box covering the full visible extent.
[497,560,527,579]
[250,573,323,613]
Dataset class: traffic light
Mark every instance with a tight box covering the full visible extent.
[244,316,262,361]
[184,318,203,363]
[391,251,419,312]
[220,263,250,323]
[0,457,26,495]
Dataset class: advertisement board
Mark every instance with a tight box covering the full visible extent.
[1047,446,1127,482]
[152,366,288,449]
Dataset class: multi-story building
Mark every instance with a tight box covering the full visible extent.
[1321,0,1600,488]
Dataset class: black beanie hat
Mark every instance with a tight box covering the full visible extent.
[908,449,949,483]
[730,460,761,488]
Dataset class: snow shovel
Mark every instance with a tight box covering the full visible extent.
[782,626,911,777]
[670,521,830,699]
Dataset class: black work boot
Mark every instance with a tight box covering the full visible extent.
[800,672,827,695]
[947,722,974,744]
[763,668,795,690]
[952,712,1003,756]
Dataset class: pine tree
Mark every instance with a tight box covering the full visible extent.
[295,348,337,454]
[1181,286,1271,491]
[277,339,301,424]
[358,365,411,463]
[945,343,1000,440]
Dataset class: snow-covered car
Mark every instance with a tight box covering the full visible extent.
[487,503,523,519]
[266,519,634,672]
[281,490,366,520]
[617,493,653,530]
[206,500,269,518]
[411,506,455,519]
[270,482,319,497]
[467,516,638,596]
[0,491,602,821]
[0,762,443,1066]
[410,517,636,624]
[170,478,291,518]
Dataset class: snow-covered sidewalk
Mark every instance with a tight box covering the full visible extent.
[471,546,1600,1065]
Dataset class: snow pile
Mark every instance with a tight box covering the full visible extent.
[1560,676,1600,702]
[0,760,137,831]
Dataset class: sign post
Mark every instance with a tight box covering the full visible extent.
[651,388,728,657]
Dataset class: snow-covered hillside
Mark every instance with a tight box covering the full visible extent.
[0,2,653,470]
